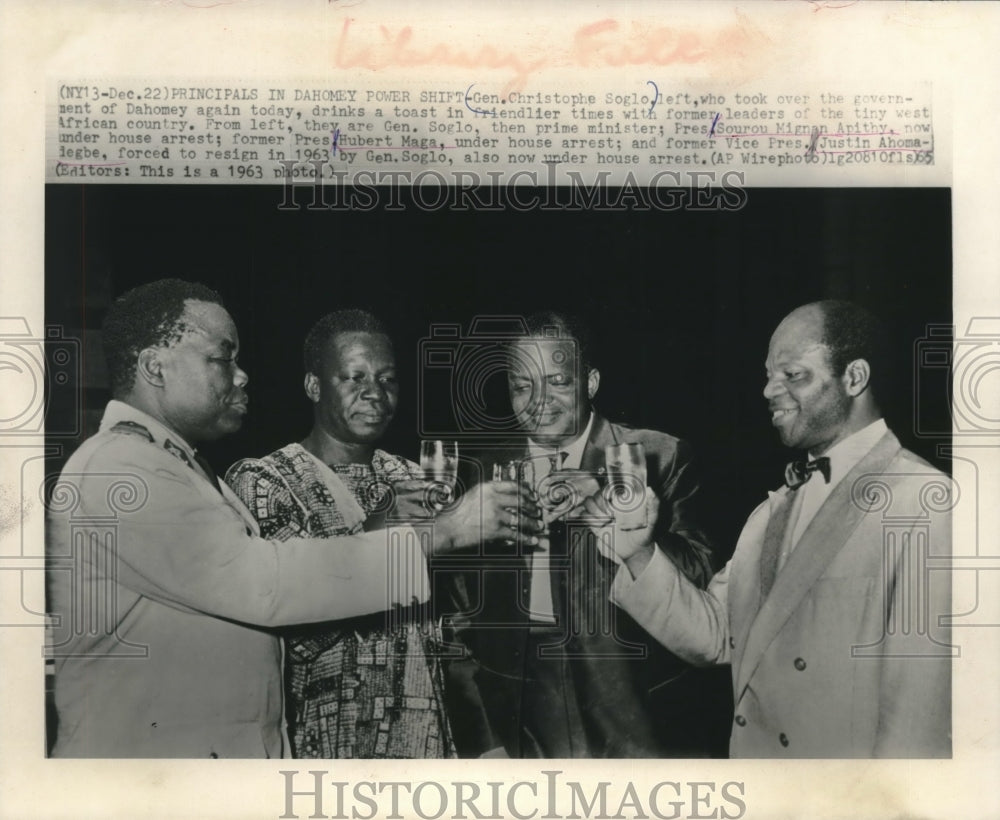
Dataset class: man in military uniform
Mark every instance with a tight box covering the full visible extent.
[46,278,542,758]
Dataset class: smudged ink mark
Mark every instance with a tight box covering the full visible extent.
[804,0,861,11]
[0,483,23,537]
[331,128,341,155]
[464,83,494,117]
[646,80,659,116]
[805,126,820,157]
[714,130,897,139]
[709,112,721,137]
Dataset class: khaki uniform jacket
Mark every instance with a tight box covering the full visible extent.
[613,431,952,757]
[47,401,428,758]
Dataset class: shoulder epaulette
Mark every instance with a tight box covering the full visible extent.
[109,420,155,442]
[163,438,194,467]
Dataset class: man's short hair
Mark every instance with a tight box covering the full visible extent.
[521,310,595,372]
[303,309,391,375]
[814,299,889,384]
[102,278,224,398]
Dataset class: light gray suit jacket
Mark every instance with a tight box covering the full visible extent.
[614,431,952,757]
[47,401,428,758]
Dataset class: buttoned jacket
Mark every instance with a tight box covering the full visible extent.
[47,401,428,758]
[614,431,952,757]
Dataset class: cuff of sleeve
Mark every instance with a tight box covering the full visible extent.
[610,544,671,605]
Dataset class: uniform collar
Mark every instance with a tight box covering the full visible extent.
[101,399,201,465]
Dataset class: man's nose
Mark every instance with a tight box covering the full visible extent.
[360,377,385,400]
[762,376,783,400]
[530,390,553,413]
[234,364,249,388]
[536,383,555,404]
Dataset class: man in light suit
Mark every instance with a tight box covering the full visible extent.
[606,300,952,757]
[46,279,542,758]
[446,311,729,758]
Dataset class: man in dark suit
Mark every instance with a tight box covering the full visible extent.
[445,311,728,758]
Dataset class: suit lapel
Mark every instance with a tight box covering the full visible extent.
[758,487,796,601]
[580,413,611,475]
[735,432,901,697]
[728,492,779,679]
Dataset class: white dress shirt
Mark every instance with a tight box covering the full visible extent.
[525,413,595,622]
[781,418,888,569]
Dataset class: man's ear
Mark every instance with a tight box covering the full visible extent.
[842,358,871,397]
[586,367,600,401]
[304,372,321,403]
[136,348,166,388]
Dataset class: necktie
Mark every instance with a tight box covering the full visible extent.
[527,450,568,624]
[537,451,570,513]
[193,451,224,495]
[784,456,831,490]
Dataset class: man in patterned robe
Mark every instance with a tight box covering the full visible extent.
[228,310,455,758]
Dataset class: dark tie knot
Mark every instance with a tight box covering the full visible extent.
[784,456,831,490]
[547,451,567,471]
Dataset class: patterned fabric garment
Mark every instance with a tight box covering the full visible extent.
[226,443,456,759]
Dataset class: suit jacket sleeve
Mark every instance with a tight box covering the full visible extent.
[652,438,716,588]
[64,438,430,629]
[612,547,732,667]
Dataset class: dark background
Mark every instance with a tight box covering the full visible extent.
[46,184,952,552]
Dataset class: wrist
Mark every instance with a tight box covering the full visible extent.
[429,513,457,555]
[624,543,655,580]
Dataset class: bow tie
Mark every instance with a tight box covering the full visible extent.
[784,456,831,490]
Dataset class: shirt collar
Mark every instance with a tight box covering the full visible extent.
[808,417,888,485]
[100,399,200,463]
[526,412,595,469]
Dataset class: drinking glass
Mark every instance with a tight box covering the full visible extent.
[491,459,535,486]
[604,442,648,530]
[492,459,535,543]
[420,440,458,510]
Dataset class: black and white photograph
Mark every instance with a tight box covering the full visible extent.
[43,182,953,761]
[3,3,1000,819]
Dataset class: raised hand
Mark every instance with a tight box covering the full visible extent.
[384,479,438,522]
[538,469,600,522]
[580,487,660,575]
[431,480,544,554]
